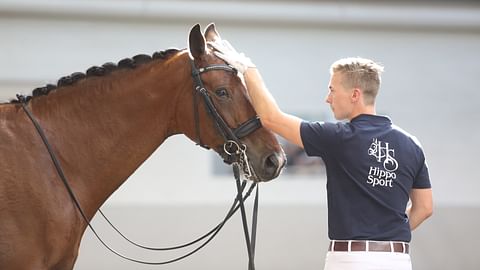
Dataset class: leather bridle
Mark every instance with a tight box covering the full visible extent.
[190,59,261,269]
[190,60,262,178]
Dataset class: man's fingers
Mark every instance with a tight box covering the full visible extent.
[207,41,226,53]
[213,51,230,62]
[207,40,238,55]
[207,43,221,52]
[213,51,224,58]
[222,40,236,52]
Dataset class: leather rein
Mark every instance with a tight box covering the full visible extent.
[15,59,262,269]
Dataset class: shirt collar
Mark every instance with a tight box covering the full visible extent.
[350,114,392,125]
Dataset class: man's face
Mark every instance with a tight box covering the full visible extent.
[326,72,353,120]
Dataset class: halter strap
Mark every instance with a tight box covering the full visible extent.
[233,116,262,139]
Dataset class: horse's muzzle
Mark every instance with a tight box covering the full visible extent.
[258,152,286,182]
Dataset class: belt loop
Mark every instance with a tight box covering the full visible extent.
[348,240,352,252]
[402,242,406,253]
[366,241,369,252]
[389,241,394,253]
[331,240,335,252]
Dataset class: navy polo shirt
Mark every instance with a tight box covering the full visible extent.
[300,114,431,242]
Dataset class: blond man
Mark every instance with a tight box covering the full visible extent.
[211,40,433,270]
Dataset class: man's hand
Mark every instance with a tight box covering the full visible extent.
[208,40,255,74]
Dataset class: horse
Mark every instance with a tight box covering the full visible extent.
[0,23,286,270]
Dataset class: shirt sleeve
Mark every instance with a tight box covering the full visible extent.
[411,137,432,188]
[413,158,432,189]
[300,121,339,157]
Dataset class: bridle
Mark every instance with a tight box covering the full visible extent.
[190,59,262,269]
[14,58,263,269]
[190,59,262,178]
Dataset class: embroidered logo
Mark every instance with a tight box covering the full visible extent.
[368,138,398,172]
[366,138,399,188]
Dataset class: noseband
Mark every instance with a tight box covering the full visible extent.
[190,60,262,173]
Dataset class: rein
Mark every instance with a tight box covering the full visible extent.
[14,59,262,269]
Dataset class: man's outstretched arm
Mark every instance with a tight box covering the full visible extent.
[209,40,304,148]
[243,68,304,148]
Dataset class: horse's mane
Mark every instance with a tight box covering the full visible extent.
[9,48,180,104]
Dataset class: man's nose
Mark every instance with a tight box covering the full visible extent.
[325,94,331,104]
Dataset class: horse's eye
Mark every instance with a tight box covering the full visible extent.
[215,88,229,99]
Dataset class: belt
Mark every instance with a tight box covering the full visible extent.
[328,240,409,254]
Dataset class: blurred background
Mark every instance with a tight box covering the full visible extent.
[1,0,479,269]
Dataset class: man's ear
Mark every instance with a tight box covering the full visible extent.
[188,24,206,60]
[351,88,362,103]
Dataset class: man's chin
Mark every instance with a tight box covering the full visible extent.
[333,114,348,121]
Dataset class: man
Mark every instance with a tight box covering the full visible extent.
[210,40,433,270]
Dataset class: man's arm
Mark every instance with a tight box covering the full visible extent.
[407,188,433,230]
[243,68,304,148]
[209,39,304,148]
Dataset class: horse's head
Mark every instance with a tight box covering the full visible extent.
[186,23,286,182]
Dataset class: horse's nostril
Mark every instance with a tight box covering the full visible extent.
[265,153,279,169]
[260,152,285,181]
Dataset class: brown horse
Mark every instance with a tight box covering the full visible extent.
[0,24,285,269]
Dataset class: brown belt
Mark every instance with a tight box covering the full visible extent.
[329,240,409,254]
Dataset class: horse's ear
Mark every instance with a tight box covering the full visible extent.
[204,23,221,42]
[188,24,206,60]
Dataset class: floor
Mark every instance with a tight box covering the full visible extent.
[74,204,480,270]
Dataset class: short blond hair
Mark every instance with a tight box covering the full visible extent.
[330,57,384,105]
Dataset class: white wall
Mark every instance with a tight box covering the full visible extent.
[1,0,479,206]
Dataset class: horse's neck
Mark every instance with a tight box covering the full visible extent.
[29,52,191,218]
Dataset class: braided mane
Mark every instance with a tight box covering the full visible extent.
[10,48,180,104]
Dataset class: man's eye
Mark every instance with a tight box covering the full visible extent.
[215,88,229,99]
